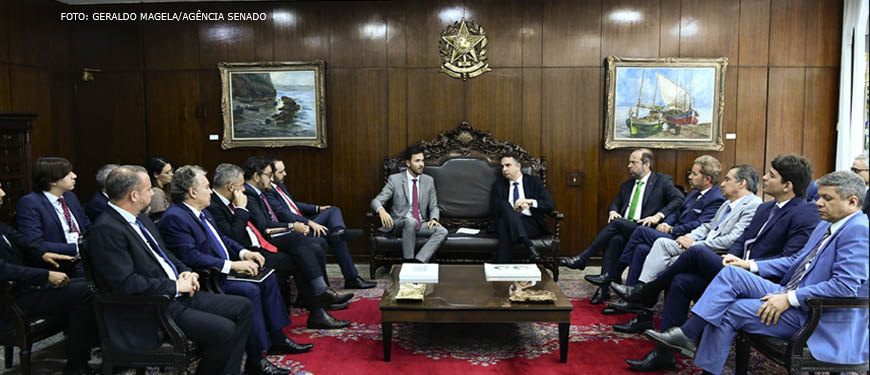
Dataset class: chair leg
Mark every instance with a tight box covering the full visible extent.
[735,335,751,375]
[4,345,11,368]
[101,361,113,375]
[135,367,145,375]
[19,346,31,375]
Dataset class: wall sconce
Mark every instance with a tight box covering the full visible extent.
[81,68,101,82]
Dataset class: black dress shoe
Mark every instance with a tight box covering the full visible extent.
[602,300,643,315]
[611,283,643,303]
[266,337,314,355]
[245,357,292,375]
[324,301,349,310]
[328,228,363,242]
[644,327,697,358]
[344,276,376,289]
[589,286,610,305]
[307,311,350,329]
[560,252,590,270]
[612,312,654,334]
[585,273,619,286]
[526,245,542,263]
[314,288,353,305]
[625,348,676,372]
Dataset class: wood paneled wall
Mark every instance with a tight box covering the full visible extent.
[1,0,842,259]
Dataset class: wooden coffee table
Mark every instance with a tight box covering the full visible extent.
[379,264,573,362]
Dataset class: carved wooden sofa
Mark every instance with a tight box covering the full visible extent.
[367,122,564,280]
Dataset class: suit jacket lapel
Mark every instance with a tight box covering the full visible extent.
[38,193,65,233]
[757,199,795,238]
[642,173,658,206]
[803,217,853,276]
[107,208,165,268]
[399,173,409,207]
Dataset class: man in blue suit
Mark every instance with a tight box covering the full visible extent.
[264,157,375,289]
[615,155,726,290]
[616,154,821,371]
[562,148,684,304]
[17,157,91,257]
[85,163,118,222]
[157,165,309,375]
[645,170,869,375]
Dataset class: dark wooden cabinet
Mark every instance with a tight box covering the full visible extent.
[0,113,35,223]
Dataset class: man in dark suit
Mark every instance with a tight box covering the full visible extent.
[561,148,684,304]
[645,170,868,375]
[87,165,253,375]
[158,165,316,375]
[489,152,555,263]
[207,163,350,328]
[85,163,118,222]
[265,157,374,289]
[0,182,97,375]
[616,154,821,371]
[616,155,726,289]
[241,157,353,310]
[17,157,91,256]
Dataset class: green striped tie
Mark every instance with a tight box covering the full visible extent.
[626,180,644,220]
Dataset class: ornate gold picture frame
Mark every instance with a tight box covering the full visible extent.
[219,61,326,149]
[604,56,727,151]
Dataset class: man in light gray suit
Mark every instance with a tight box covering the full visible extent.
[371,146,448,263]
[638,164,762,283]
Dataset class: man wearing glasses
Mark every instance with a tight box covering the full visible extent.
[852,153,869,214]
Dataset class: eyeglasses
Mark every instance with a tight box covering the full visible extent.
[851,167,869,174]
[259,171,274,178]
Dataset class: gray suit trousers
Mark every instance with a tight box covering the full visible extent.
[392,217,448,263]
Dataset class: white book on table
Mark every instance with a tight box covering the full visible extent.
[399,263,439,283]
[484,263,541,282]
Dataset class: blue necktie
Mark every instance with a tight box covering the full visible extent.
[512,182,520,206]
[713,205,732,231]
[199,213,228,260]
[135,218,178,276]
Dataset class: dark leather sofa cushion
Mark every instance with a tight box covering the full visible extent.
[373,231,555,254]
[424,158,500,218]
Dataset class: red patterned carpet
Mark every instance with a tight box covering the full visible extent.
[262,279,787,375]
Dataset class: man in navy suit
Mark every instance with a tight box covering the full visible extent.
[265,157,375,289]
[645,170,869,375]
[616,154,821,371]
[157,165,308,375]
[0,182,97,375]
[17,157,91,256]
[207,163,350,329]
[241,157,353,310]
[85,163,118,222]
[616,155,726,289]
[88,165,253,375]
[562,148,684,304]
[489,152,555,263]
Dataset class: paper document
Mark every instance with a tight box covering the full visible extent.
[399,263,439,283]
[484,263,541,282]
[456,228,480,235]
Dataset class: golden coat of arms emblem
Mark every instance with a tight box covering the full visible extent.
[439,19,491,80]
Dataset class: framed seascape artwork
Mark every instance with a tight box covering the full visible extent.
[603,56,728,151]
[219,61,326,149]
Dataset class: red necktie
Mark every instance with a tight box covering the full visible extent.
[229,203,277,253]
[275,184,302,216]
[58,197,80,234]
[259,193,279,221]
[412,179,421,230]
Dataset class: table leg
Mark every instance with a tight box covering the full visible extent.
[559,322,568,363]
[382,322,392,361]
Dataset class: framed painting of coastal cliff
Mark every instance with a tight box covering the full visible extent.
[603,56,727,151]
[219,61,326,149]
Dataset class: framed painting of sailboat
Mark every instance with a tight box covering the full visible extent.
[603,56,728,151]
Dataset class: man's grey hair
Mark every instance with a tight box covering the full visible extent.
[855,153,869,165]
[95,164,119,189]
[730,164,759,194]
[694,155,721,185]
[213,163,244,189]
[817,170,866,207]
[105,165,147,201]
[170,165,207,203]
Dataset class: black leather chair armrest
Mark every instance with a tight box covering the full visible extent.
[790,297,870,356]
[194,268,224,294]
[547,210,565,221]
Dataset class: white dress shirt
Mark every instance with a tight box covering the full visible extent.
[507,174,538,216]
